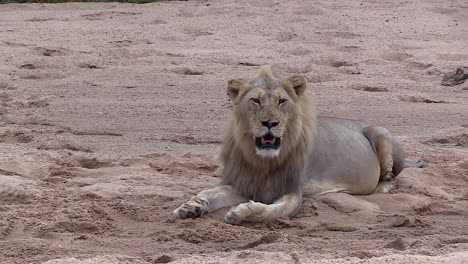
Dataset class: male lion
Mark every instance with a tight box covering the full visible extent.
[174,66,426,224]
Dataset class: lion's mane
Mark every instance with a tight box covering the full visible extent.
[220,66,316,204]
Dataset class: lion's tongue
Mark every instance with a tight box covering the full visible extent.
[261,137,276,145]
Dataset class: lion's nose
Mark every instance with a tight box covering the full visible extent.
[261,120,279,129]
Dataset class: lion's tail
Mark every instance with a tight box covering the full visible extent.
[405,161,428,168]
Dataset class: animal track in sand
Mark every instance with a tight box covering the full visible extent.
[19,73,65,80]
[436,54,468,62]
[77,63,103,69]
[175,224,271,248]
[321,222,359,232]
[55,126,122,137]
[0,175,42,204]
[109,40,133,47]
[0,131,33,143]
[50,221,103,234]
[352,85,389,92]
[81,11,142,21]
[423,134,468,148]
[330,60,355,68]
[288,47,312,56]
[384,238,407,251]
[161,134,221,145]
[317,193,380,214]
[145,153,219,176]
[441,67,468,86]
[18,63,39,70]
[36,141,92,153]
[399,95,448,104]
[3,41,29,47]
[24,17,54,22]
[149,19,168,25]
[171,67,204,76]
[430,7,459,15]
[459,162,468,170]
[0,220,15,239]
[16,97,50,108]
[16,61,65,80]
[237,233,281,249]
[32,47,66,57]
[78,158,113,170]
[42,205,114,235]
[337,45,363,53]
[183,27,214,38]
[309,57,356,69]
[0,92,12,102]
[380,52,413,62]
[406,61,433,70]
[320,31,363,40]
[0,82,15,90]
[107,200,155,222]
[73,130,122,136]
[239,62,262,67]
[276,31,297,42]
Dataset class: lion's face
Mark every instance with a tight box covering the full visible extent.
[227,67,307,158]
[243,86,291,158]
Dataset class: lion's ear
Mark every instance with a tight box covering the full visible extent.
[227,79,249,102]
[286,75,307,96]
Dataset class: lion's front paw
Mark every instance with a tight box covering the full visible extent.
[224,207,244,225]
[224,201,265,225]
[173,197,209,219]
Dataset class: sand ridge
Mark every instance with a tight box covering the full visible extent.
[0,0,467,263]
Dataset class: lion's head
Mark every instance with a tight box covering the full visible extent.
[225,66,315,162]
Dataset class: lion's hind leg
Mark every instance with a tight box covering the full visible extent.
[363,126,397,193]
[173,185,247,219]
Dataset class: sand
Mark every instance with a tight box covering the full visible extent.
[0,0,467,263]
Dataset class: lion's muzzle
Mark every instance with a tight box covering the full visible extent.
[255,133,281,149]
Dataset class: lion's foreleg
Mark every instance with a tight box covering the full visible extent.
[224,192,302,225]
[173,185,247,219]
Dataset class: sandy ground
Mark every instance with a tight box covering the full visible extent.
[0,0,467,263]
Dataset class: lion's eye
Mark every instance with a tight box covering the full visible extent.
[251,98,261,105]
[278,99,287,105]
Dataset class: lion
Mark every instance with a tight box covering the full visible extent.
[173,65,427,224]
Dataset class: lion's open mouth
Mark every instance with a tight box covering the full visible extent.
[255,133,281,149]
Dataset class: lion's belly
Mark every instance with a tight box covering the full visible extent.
[303,117,380,195]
